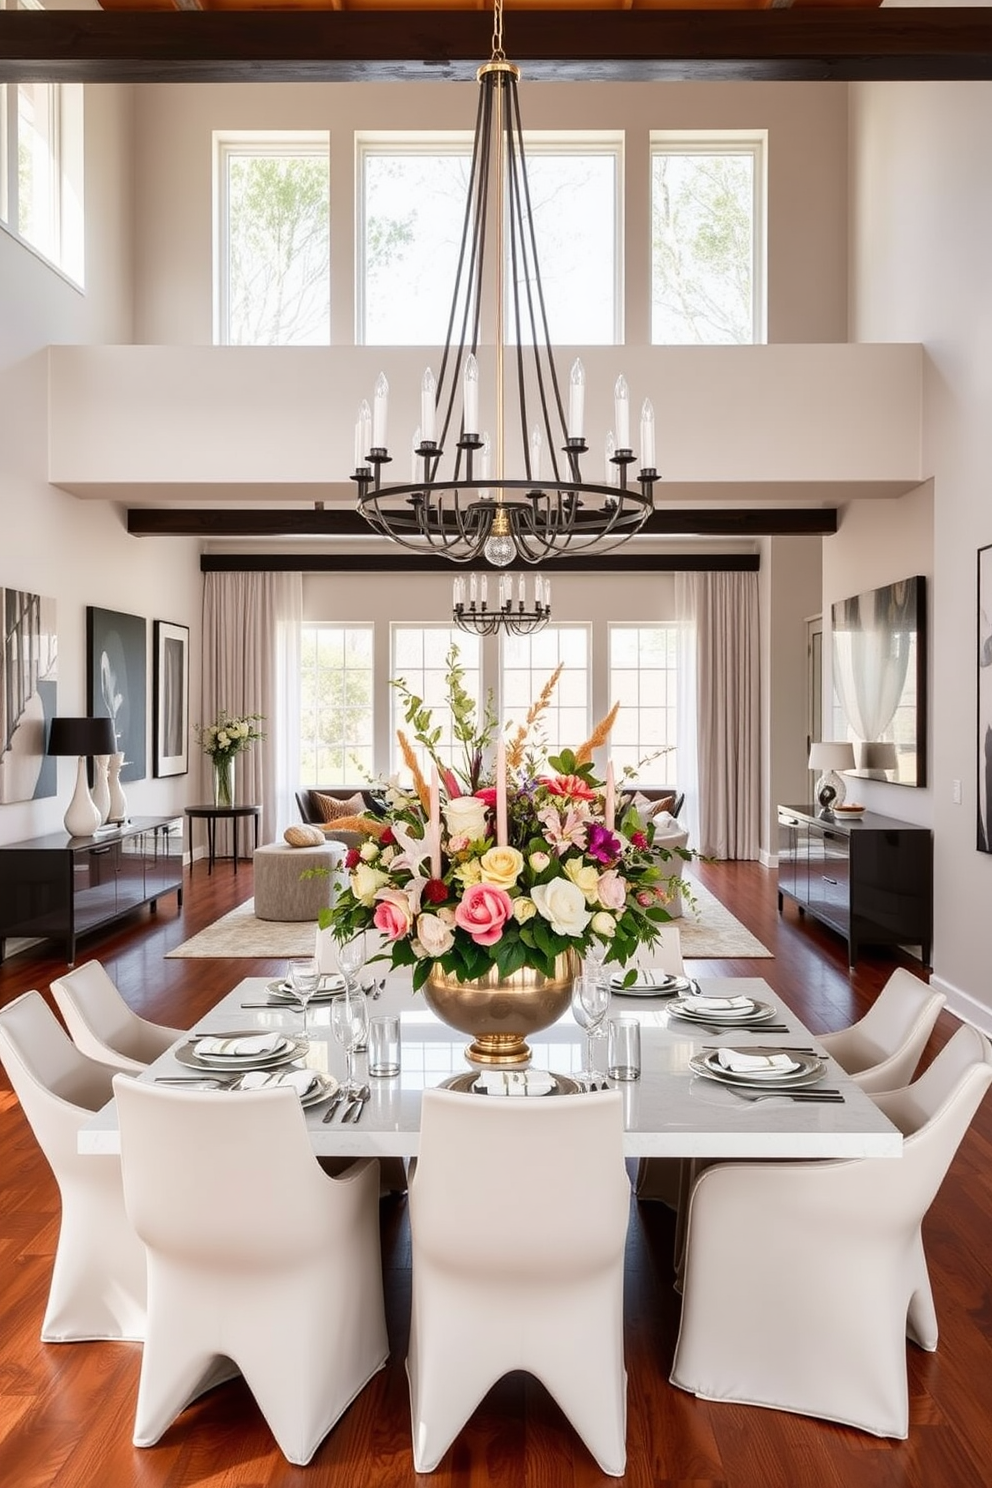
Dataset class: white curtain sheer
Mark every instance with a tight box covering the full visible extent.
[675,570,760,860]
[201,571,302,845]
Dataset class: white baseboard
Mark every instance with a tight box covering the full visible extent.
[929,973,992,1037]
[758,848,779,869]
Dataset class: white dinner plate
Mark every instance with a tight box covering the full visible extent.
[266,975,345,1003]
[611,972,694,998]
[668,997,777,1025]
[689,1050,826,1089]
[237,1069,339,1107]
[174,1032,308,1071]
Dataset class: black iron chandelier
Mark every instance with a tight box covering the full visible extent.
[453,571,551,636]
[351,0,658,569]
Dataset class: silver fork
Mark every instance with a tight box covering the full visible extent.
[729,1087,844,1104]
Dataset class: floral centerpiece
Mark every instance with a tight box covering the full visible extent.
[322,652,692,1062]
[194,708,266,808]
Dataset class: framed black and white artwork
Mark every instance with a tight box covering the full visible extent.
[86,606,147,783]
[0,587,58,804]
[978,546,992,853]
[153,620,189,778]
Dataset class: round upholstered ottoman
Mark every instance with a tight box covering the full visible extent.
[252,841,346,922]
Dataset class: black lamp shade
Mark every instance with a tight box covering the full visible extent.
[48,716,118,757]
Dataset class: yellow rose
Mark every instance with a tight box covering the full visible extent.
[351,862,389,907]
[479,845,525,889]
[564,857,601,905]
[513,896,537,924]
[454,858,482,886]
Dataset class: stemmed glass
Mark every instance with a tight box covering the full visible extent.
[336,932,367,993]
[287,956,320,1041]
[571,974,610,1087]
[331,984,369,1095]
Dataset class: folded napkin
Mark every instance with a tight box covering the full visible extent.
[714,1048,801,1076]
[238,1068,321,1097]
[194,1031,286,1059]
[681,995,755,1015]
[474,1069,557,1097]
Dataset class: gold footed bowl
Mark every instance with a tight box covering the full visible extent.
[423,950,580,1066]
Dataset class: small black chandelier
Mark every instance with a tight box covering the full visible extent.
[453,572,551,637]
[351,0,658,568]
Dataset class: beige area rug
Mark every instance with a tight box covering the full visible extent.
[166,875,771,960]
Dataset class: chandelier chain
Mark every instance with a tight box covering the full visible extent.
[491,0,506,62]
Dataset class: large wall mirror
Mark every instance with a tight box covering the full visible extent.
[831,575,927,788]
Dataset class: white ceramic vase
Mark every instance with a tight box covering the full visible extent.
[107,751,128,824]
[92,754,112,825]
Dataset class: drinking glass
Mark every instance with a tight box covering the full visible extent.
[336,932,367,993]
[571,974,610,1086]
[287,956,320,1040]
[331,984,369,1094]
[607,1016,641,1081]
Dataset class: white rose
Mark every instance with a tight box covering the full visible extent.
[531,878,592,938]
[359,841,380,862]
[416,912,455,957]
[443,795,490,842]
[590,910,617,939]
[351,862,389,907]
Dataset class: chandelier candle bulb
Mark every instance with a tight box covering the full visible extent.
[372,372,389,449]
[517,573,525,607]
[480,574,489,608]
[470,573,478,605]
[463,353,480,435]
[568,358,586,439]
[355,399,371,468]
[614,375,631,449]
[605,431,618,485]
[640,399,656,471]
[421,367,437,444]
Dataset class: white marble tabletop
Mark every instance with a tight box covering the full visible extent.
[79,971,902,1161]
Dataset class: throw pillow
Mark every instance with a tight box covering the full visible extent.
[284,824,325,848]
[311,790,366,824]
[629,791,677,820]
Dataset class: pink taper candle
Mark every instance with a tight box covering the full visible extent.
[429,764,441,879]
[496,738,508,847]
[604,761,616,832]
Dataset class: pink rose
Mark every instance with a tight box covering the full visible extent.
[597,869,627,911]
[636,889,655,909]
[373,888,414,941]
[454,882,514,946]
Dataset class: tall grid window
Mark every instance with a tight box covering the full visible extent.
[0,28,84,287]
[358,135,621,346]
[609,624,678,782]
[300,624,374,781]
[650,133,765,346]
[501,627,590,763]
[391,626,482,778]
[215,133,330,346]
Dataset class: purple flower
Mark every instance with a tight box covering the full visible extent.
[586,822,621,864]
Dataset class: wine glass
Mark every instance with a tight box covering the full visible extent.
[287,956,320,1040]
[336,931,367,993]
[571,974,610,1087]
[331,984,369,1095]
[583,939,609,987]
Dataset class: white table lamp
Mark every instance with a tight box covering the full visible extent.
[808,741,856,816]
[48,716,119,838]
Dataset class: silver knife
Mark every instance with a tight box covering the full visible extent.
[342,1084,371,1123]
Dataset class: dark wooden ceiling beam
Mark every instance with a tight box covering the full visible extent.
[1,11,991,84]
[200,551,760,573]
[128,506,836,538]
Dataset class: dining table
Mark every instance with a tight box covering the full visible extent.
[78,970,902,1162]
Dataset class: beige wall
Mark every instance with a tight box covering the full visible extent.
[132,79,849,348]
[0,86,204,849]
[849,81,992,1029]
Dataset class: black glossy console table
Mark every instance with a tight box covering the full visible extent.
[184,804,260,876]
[0,816,184,965]
[777,804,932,968]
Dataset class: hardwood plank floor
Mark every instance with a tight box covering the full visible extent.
[1,857,990,1488]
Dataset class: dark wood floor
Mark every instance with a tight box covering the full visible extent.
[1,856,990,1488]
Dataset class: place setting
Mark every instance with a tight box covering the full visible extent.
[665,990,790,1033]
[688,1044,843,1103]
[609,967,698,999]
[156,1028,340,1107]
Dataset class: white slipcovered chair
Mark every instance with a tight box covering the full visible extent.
[113,1075,388,1466]
[51,959,184,1073]
[0,991,146,1342]
[670,1021,992,1437]
[407,1087,630,1476]
[817,966,945,1091]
